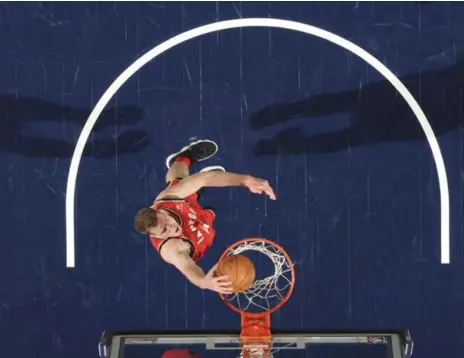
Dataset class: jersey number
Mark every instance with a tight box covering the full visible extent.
[188,208,210,243]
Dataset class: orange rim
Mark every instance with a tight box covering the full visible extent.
[218,237,296,316]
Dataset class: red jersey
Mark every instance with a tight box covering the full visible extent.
[149,180,216,262]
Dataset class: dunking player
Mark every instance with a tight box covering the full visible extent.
[133,139,276,294]
[134,140,276,293]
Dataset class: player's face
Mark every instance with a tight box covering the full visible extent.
[147,211,182,239]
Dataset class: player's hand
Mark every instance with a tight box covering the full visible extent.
[203,263,234,294]
[243,176,277,200]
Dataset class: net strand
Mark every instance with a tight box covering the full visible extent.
[223,241,294,313]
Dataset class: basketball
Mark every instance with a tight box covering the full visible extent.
[216,254,256,293]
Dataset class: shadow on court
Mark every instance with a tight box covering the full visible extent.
[250,58,464,155]
[0,95,148,158]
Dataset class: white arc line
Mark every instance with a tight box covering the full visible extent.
[65,18,450,267]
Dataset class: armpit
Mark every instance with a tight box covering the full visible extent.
[159,237,195,260]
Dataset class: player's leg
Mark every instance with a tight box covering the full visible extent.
[165,158,190,183]
[165,139,219,184]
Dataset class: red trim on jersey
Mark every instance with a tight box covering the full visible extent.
[149,179,216,262]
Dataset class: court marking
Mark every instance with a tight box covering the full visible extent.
[65,18,450,267]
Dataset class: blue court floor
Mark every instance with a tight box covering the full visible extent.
[1,2,463,358]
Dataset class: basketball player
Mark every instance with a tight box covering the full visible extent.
[133,139,276,294]
[161,349,201,358]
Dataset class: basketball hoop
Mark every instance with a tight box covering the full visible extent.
[218,238,296,358]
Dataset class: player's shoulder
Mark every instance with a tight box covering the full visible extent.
[152,195,185,210]
[156,195,184,201]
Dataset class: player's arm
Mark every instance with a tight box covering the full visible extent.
[160,239,232,294]
[156,171,276,201]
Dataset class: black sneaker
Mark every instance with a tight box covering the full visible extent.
[165,139,218,169]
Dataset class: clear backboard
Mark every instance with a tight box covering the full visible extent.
[98,329,414,358]
[99,238,413,358]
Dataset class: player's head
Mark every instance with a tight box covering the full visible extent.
[161,349,201,358]
[133,207,181,239]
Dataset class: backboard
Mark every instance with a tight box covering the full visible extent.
[98,329,414,358]
[99,238,413,357]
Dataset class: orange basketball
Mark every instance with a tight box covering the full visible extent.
[216,254,256,293]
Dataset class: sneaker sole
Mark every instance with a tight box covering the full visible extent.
[165,139,218,169]
[199,165,225,173]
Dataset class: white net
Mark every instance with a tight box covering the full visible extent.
[222,240,294,313]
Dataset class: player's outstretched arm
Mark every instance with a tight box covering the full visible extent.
[156,171,276,201]
[160,239,233,294]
